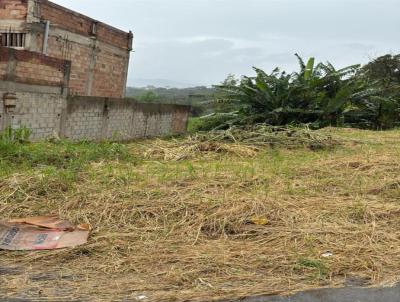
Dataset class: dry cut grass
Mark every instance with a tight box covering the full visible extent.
[1,128,400,301]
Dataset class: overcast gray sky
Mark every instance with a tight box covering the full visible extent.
[53,0,400,87]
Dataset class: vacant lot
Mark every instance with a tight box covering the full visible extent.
[1,128,400,301]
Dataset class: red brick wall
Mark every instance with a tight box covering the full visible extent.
[39,0,130,50]
[0,46,68,87]
[35,0,131,97]
[91,49,127,98]
[0,0,131,97]
[42,35,126,97]
[0,0,27,20]
[45,35,90,95]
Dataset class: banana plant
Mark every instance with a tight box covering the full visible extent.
[211,53,399,130]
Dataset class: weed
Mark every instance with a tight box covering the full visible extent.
[296,258,329,278]
[0,126,31,143]
[347,202,369,224]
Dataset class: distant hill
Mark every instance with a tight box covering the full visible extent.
[128,78,200,89]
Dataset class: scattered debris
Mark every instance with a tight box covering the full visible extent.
[321,251,334,258]
[249,216,269,226]
[0,216,90,251]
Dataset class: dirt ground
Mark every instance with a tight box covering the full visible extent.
[1,128,400,301]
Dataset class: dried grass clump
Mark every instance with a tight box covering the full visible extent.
[200,125,340,149]
[143,126,340,161]
[143,138,260,161]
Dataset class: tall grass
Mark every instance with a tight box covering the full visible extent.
[0,127,134,180]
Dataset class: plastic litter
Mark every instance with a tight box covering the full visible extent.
[321,251,334,258]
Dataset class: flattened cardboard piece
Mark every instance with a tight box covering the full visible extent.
[8,216,74,230]
[0,217,90,251]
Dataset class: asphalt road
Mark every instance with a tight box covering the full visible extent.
[222,284,400,302]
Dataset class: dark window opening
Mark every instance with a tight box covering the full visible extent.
[0,33,26,48]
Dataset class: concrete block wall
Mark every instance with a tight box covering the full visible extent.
[61,98,105,140]
[131,110,147,138]
[9,92,64,140]
[106,101,135,140]
[0,88,65,139]
[62,96,188,141]
[0,87,190,141]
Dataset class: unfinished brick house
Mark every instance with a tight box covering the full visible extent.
[0,0,189,140]
[0,0,133,97]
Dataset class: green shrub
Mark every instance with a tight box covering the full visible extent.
[187,113,238,132]
[0,126,31,143]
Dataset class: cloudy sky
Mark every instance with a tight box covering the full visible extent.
[53,0,400,87]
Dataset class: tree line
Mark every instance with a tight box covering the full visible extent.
[127,54,400,131]
[202,54,400,131]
